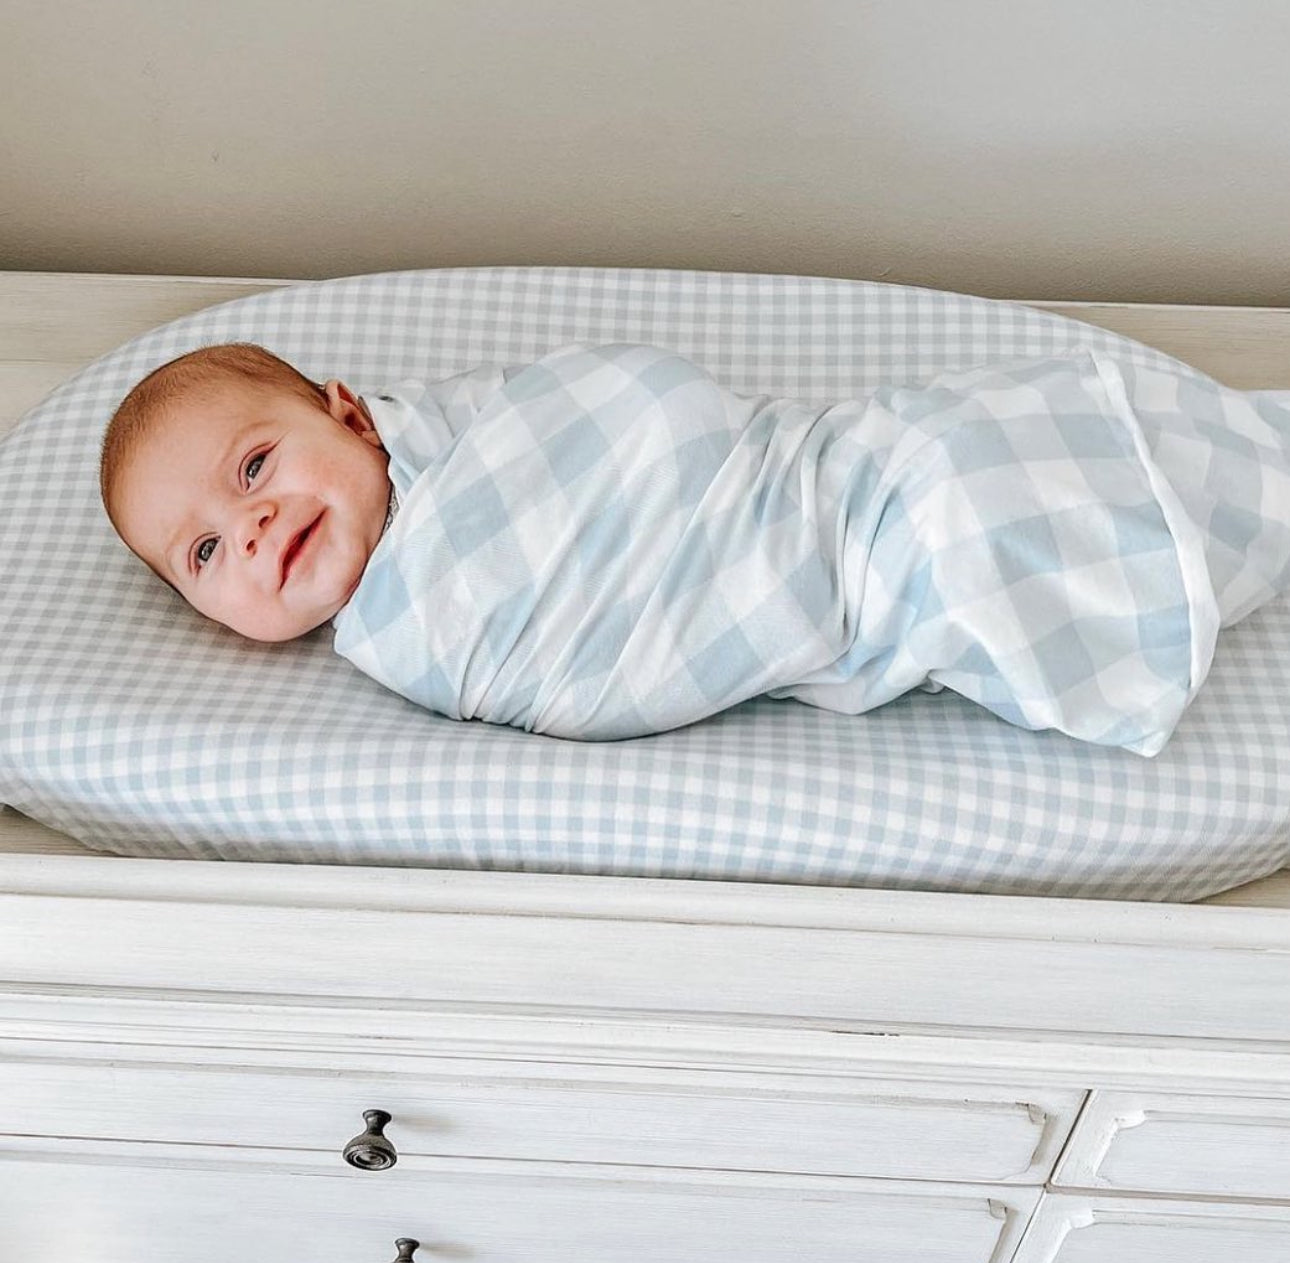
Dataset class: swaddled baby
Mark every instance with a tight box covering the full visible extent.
[101,340,1290,753]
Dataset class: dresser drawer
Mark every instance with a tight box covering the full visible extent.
[0,1137,1040,1263]
[1014,1192,1290,1263]
[1053,1091,1290,1199]
[0,1053,1080,1183]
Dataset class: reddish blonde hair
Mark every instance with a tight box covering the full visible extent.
[99,342,326,534]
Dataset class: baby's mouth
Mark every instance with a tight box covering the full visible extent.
[280,513,322,587]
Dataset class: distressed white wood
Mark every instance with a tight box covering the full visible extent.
[0,1137,1038,1263]
[1014,1193,1290,1263]
[0,1054,1079,1184]
[2,1004,1289,1099]
[0,808,97,855]
[4,852,1289,947]
[1,857,1289,1044]
[1054,1090,1290,1200]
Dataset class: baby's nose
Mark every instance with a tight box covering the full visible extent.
[238,503,275,555]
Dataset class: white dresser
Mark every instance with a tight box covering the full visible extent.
[1,854,1287,1262]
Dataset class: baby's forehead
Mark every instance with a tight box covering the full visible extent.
[154,373,279,432]
[119,377,249,475]
[175,370,268,409]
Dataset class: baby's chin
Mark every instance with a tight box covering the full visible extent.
[216,605,339,644]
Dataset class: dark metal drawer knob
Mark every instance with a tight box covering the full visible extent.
[391,1240,419,1262]
[343,1109,398,1170]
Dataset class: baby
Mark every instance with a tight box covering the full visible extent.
[101,344,392,643]
[101,340,1290,753]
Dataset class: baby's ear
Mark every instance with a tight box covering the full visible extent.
[322,380,381,445]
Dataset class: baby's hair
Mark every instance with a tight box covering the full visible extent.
[99,342,326,534]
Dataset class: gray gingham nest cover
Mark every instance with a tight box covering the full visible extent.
[2,268,1287,900]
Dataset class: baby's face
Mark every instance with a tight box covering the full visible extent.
[112,377,391,641]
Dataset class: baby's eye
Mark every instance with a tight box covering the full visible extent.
[195,537,218,569]
[245,452,266,483]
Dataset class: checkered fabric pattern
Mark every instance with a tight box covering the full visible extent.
[2,268,1288,900]
[336,344,1244,756]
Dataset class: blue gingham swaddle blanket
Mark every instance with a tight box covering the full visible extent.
[334,342,1290,754]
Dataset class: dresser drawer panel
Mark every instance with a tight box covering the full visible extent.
[1053,1091,1290,1199]
[0,1055,1079,1183]
[1014,1193,1290,1263]
[0,1139,1039,1263]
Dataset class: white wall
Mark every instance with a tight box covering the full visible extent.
[4,0,1289,302]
